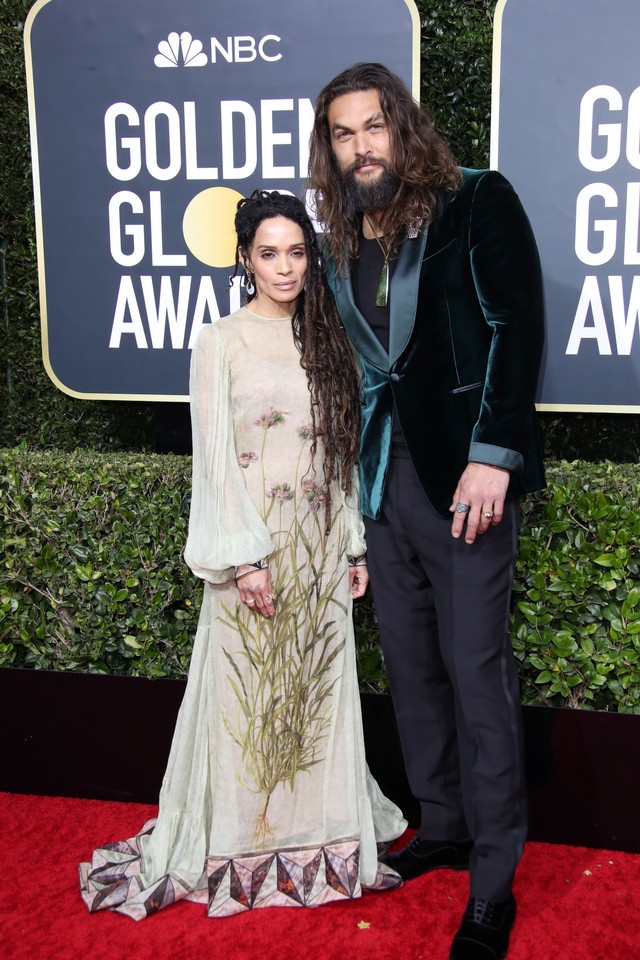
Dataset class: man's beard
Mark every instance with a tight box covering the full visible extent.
[343,160,400,215]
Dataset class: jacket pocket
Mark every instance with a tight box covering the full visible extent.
[451,380,483,395]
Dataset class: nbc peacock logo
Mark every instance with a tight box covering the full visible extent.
[154,32,208,68]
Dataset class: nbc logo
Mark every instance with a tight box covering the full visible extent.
[154,32,283,67]
[155,32,208,68]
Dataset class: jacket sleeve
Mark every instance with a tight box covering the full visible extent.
[467,170,544,473]
[184,324,274,583]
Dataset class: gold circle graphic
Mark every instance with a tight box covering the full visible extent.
[182,187,245,267]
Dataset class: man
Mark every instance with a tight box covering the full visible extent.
[308,63,545,960]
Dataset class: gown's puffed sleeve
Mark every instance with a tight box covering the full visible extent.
[184,324,274,583]
[338,466,366,559]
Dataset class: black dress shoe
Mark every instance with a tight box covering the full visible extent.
[449,895,517,960]
[378,835,472,880]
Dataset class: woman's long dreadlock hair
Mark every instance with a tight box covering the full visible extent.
[231,190,361,527]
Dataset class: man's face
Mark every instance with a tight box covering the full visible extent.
[327,90,397,213]
[327,89,393,183]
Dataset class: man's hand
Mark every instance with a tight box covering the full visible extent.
[450,462,510,544]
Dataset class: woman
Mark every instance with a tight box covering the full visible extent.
[79,191,406,920]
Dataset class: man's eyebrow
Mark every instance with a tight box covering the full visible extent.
[330,111,385,134]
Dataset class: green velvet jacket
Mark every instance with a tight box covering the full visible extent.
[328,168,546,520]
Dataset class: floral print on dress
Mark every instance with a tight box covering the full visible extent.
[266,483,294,501]
[301,478,328,514]
[237,452,258,469]
[222,401,348,848]
[255,408,287,429]
[297,422,314,441]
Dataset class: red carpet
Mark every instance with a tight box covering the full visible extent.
[0,792,638,959]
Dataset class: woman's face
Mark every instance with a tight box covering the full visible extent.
[244,216,308,318]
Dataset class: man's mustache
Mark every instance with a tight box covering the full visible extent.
[346,157,389,175]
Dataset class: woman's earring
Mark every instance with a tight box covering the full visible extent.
[244,268,255,296]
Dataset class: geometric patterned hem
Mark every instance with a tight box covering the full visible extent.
[204,839,362,917]
[79,822,401,921]
[362,860,403,894]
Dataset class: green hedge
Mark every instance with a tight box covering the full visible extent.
[2,450,639,713]
[512,462,640,713]
[1,450,196,678]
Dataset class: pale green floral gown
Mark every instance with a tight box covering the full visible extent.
[79,307,406,920]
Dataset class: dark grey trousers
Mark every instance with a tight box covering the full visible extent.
[364,454,527,902]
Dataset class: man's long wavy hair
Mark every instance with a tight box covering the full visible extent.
[232,190,360,523]
[309,63,462,273]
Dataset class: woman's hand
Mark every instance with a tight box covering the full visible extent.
[349,563,369,599]
[235,566,275,618]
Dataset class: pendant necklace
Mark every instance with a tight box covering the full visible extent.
[364,215,392,308]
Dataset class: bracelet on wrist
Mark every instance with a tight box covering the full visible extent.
[347,554,367,567]
[234,558,268,582]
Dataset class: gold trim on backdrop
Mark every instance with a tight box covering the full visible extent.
[36,360,190,402]
[24,0,56,397]
[403,0,421,100]
[490,0,508,169]
[536,403,640,414]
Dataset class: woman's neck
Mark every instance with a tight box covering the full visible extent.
[246,298,295,320]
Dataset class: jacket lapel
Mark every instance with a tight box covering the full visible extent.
[388,224,429,366]
[330,223,429,370]
[332,271,388,370]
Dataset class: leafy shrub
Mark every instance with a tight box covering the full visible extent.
[2,450,640,713]
[512,462,640,714]
[419,0,494,169]
[1,450,196,677]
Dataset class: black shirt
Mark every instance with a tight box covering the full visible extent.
[351,236,391,351]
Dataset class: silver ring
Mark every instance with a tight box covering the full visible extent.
[483,511,493,520]
[265,595,272,602]
[245,597,255,604]
[455,502,470,514]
